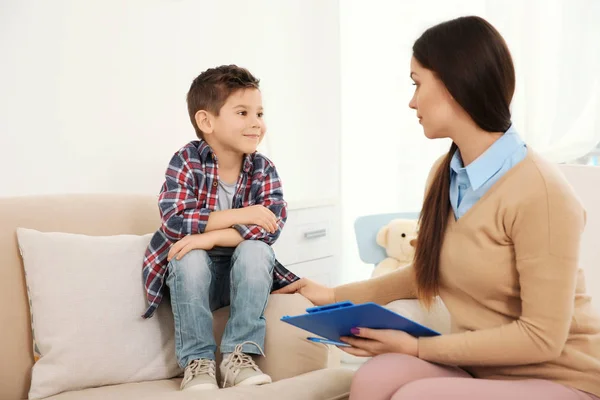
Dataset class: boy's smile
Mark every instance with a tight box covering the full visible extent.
[207,88,266,157]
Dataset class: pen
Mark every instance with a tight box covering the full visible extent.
[307,337,351,347]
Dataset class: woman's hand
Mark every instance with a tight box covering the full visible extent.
[339,328,419,358]
[272,278,335,306]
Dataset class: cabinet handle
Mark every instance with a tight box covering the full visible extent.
[304,229,327,240]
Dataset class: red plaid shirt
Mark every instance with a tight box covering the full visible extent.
[142,140,298,318]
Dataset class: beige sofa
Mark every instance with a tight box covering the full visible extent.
[0,195,353,400]
[4,165,595,400]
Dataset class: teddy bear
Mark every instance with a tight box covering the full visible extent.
[372,218,418,278]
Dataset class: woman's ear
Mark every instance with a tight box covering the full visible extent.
[195,110,214,135]
[376,226,389,247]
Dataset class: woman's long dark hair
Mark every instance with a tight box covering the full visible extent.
[412,16,515,306]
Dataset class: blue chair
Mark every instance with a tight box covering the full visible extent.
[351,212,451,335]
[353,212,419,268]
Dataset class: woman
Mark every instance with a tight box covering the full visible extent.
[275,16,600,400]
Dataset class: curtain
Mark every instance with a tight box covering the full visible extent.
[488,0,600,163]
[339,0,600,284]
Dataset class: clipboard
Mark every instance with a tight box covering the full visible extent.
[281,301,440,346]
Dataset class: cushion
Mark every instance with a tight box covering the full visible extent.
[16,228,181,399]
[44,368,353,400]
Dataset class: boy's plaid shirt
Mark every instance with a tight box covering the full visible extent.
[142,140,299,318]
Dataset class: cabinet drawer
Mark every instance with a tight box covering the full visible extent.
[273,206,335,265]
[287,257,335,287]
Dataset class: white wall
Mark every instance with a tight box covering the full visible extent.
[559,165,600,309]
[339,0,484,283]
[338,0,600,284]
[0,0,340,204]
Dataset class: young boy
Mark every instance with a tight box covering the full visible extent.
[142,65,298,391]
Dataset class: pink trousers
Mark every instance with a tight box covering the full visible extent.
[349,354,599,400]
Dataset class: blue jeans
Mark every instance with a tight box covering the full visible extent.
[165,240,275,368]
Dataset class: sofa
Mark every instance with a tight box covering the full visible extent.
[3,165,596,399]
[0,194,353,400]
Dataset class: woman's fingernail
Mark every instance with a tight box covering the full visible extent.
[351,328,360,335]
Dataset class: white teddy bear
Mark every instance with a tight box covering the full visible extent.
[372,218,418,278]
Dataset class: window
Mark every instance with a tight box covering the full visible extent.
[571,142,600,166]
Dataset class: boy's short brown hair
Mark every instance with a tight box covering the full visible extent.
[187,65,260,139]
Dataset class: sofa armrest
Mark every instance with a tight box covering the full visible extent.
[212,294,338,382]
[384,297,451,335]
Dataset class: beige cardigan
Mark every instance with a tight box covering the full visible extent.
[335,152,600,396]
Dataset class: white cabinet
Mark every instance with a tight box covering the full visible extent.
[272,200,340,287]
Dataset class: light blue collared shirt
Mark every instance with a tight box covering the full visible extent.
[450,125,527,219]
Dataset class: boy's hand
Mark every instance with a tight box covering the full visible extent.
[237,205,279,233]
[167,234,215,261]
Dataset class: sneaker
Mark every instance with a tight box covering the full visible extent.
[220,341,272,388]
[180,358,218,391]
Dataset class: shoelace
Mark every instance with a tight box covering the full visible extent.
[222,340,266,388]
[182,359,216,387]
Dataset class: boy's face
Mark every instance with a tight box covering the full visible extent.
[205,88,266,156]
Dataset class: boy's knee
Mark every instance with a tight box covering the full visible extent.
[232,241,275,273]
[168,249,211,281]
[234,240,274,261]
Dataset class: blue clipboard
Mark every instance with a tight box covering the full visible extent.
[281,301,440,346]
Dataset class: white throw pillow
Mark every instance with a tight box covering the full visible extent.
[16,228,181,399]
